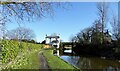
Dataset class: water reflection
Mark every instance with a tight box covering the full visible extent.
[64,50,72,53]
[60,55,120,70]
[53,49,60,56]
[57,49,120,70]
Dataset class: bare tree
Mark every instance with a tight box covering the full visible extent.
[69,35,78,43]
[0,2,68,23]
[91,20,103,44]
[1,2,51,21]
[96,2,109,44]
[7,27,35,41]
[82,28,92,44]
[110,14,120,41]
[0,23,7,39]
[75,27,92,44]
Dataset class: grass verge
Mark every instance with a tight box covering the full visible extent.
[43,49,80,70]
[18,50,40,69]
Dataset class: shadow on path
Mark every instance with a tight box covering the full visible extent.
[39,51,51,71]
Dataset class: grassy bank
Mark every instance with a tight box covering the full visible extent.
[1,40,43,70]
[18,50,40,69]
[43,49,79,70]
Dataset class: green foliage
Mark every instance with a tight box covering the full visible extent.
[1,40,43,69]
[2,40,19,63]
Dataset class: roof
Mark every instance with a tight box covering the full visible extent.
[46,36,60,38]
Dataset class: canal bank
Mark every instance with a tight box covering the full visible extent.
[42,48,80,70]
[41,48,120,70]
[57,49,120,70]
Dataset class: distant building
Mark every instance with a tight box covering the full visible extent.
[104,30,112,43]
[91,30,112,44]
[45,34,60,48]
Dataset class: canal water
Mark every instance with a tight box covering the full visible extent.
[55,50,120,70]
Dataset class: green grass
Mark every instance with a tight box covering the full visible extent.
[1,39,43,70]
[18,50,40,69]
[43,49,79,70]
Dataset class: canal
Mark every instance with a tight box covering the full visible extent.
[54,49,120,70]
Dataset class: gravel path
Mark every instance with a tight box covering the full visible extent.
[39,51,51,71]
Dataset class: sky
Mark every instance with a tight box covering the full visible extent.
[6,2,118,42]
